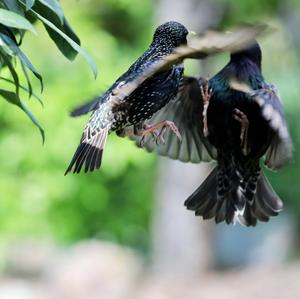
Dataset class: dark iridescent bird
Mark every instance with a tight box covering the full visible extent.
[65,21,188,174]
[66,22,265,175]
[137,41,292,226]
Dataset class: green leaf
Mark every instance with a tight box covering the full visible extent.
[25,0,35,10]
[0,49,20,96]
[0,76,43,106]
[2,0,25,16]
[0,88,44,142]
[31,9,98,78]
[0,9,36,33]
[37,0,64,23]
[0,35,14,56]
[25,0,81,60]
[43,19,80,60]
[0,33,43,91]
[20,59,33,97]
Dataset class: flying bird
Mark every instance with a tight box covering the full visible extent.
[136,41,292,226]
[66,22,265,175]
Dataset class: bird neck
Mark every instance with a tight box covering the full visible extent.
[230,53,262,71]
[150,41,175,55]
[214,58,264,90]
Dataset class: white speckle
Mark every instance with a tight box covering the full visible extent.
[270,111,281,130]
[263,104,273,120]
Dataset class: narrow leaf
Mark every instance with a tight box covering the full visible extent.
[0,50,20,96]
[0,9,36,34]
[20,100,45,142]
[20,59,33,97]
[25,0,35,10]
[0,88,44,142]
[0,33,43,91]
[38,0,64,23]
[2,0,25,16]
[43,17,81,60]
[0,76,43,106]
[31,9,98,78]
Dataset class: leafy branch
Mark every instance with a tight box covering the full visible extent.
[0,0,97,141]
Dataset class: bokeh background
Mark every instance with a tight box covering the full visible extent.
[0,0,300,298]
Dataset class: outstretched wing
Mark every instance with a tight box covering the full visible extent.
[70,24,266,117]
[231,81,293,170]
[131,76,217,163]
[112,24,266,101]
[70,95,106,117]
[252,83,293,169]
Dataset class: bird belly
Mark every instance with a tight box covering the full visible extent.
[207,95,273,159]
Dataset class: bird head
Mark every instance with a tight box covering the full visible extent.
[152,21,189,49]
[230,40,262,69]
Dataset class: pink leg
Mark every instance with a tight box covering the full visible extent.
[200,79,213,137]
[233,108,249,156]
[139,120,181,147]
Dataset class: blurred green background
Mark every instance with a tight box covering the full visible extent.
[0,0,299,256]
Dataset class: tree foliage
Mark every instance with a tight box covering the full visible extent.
[0,0,97,140]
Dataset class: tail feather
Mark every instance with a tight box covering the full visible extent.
[65,127,108,175]
[185,166,283,226]
[240,205,257,226]
[256,174,283,212]
[185,167,218,211]
[215,200,226,223]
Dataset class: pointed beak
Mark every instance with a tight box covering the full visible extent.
[188,30,197,36]
[187,31,197,44]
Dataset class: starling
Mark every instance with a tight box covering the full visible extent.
[137,41,292,226]
[65,21,189,174]
[66,23,265,175]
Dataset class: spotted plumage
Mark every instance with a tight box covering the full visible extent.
[137,41,292,226]
[65,21,188,174]
[67,24,266,175]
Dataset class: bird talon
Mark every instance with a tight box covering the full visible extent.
[233,108,250,155]
[201,79,212,137]
[139,121,181,147]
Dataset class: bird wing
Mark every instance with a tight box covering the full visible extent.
[70,95,106,117]
[70,24,266,117]
[252,83,293,170]
[231,81,293,170]
[111,24,266,100]
[131,76,217,162]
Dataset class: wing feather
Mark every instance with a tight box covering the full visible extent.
[131,76,216,162]
[231,81,293,169]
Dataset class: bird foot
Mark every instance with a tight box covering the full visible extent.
[200,78,213,137]
[139,120,181,147]
[233,108,249,156]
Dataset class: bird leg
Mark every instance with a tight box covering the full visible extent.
[139,124,159,146]
[233,108,250,156]
[139,121,181,147]
[200,79,213,137]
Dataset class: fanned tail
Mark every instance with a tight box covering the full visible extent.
[184,166,283,226]
[240,173,283,226]
[65,127,109,175]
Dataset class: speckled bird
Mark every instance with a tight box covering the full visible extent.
[65,21,188,174]
[66,23,265,175]
[138,41,293,226]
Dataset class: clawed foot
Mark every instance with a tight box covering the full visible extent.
[200,79,213,137]
[139,120,182,147]
[139,124,158,146]
[233,108,249,156]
